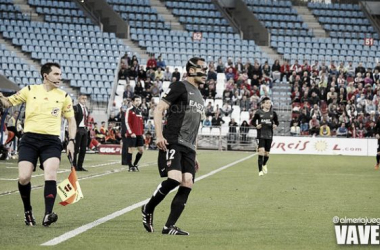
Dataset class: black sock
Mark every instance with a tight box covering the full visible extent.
[133,152,143,166]
[377,154,380,164]
[165,186,192,227]
[263,156,269,165]
[258,155,263,172]
[18,182,31,212]
[145,178,180,213]
[127,153,133,168]
[44,181,57,214]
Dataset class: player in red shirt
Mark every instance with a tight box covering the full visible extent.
[125,95,144,171]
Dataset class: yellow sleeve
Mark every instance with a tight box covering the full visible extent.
[62,94,74,118]
[8,86,29,106]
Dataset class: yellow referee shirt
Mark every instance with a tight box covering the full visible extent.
[8,85,74,136]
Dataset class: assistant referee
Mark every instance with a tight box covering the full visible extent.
[0,62,77,227]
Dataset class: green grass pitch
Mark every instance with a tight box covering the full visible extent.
[0,150,378,250]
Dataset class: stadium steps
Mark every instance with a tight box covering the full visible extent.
[259,46,283,63]
[149,0,185,31]
[293,6,327,38]
[121,39,149,60]
[13,0,44,22]
[0,33,41,71]
[272,81,292,136]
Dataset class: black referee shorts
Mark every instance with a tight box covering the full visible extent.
[158,144,196,178]
[258,138,273,152]
[126,135,144,148]
[18,133,63,171]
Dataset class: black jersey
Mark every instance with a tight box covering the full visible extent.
[162,80,204,151]
[251,109,279,139]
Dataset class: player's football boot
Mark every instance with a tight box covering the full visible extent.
[142,205,154,232]
[24,210,36,226]
[42,212,58,227]
[133,165,140,172]
[263,165,268,174]
[162,225,189,235]
[258,171,264,176]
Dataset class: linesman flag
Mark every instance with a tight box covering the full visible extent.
[57,155,84,206]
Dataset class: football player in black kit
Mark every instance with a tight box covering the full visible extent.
[251,97,279,176]
[141,57,206,235]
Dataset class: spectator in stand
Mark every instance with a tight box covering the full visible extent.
[235,58,244,73]
[146,54,157,70]
[118,67,129,80]
[134,81,144,97]
[373,68,380,83]
[366,121,376,137]
[207,80,217,99]
[216,57,225,73]
[105,123,118,144]
[290,121,301,136]
[145,120,155,133]
[225,67,236,81]
[156,55,166,70]
[329,61,338,76]
[199,83,209,99]
[336,123,348,137]
[239,95,250,111]
[172,68,180,81]
[357,122,365,138]
[310,104,322,120]
[348,123,357,138]
[207,65,217,81]
[205,102,214,117]
[220,102,233,117]
[222,89,233,104]
[211,111,225,127]
[344,62,355,78]
[131,55,138,65]
[163,67,172,81]
[271,59,281,82]
[366,99,377,114]
[301,71,310,87]
[260,85,272,98]
[129,60,139,80]
[240,120,250,143]
[280,60,290,81]
[203,116,211,127]
[245,60,254,80]
[290,60,302,76]
[155,67,164,81]
[138,66,147,81]
[364,72,374,86]
[355,62,366,76]
[319,122,331,137]
[262,62,272,87]
[252,62,262,80]
[308,91,320,106]
[299,108,310,132]
[309,115,320,136]
[123,85,134,100]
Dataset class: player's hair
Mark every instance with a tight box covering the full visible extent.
[261,97,271,103]
[186,57,206,73]
[132,95,141,101]
[40,62,61,78]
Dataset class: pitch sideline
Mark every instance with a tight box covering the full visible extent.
[41,153,256,246]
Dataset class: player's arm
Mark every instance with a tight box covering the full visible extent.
[273,111,279,129]
[154,100,169,151]
[251,113,261,129]
[125,109,134,137]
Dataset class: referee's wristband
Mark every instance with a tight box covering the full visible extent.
[68,139,76,144]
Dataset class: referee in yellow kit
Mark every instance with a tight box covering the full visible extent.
[0,62,77,227]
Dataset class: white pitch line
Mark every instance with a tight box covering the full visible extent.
[41,153,256,246]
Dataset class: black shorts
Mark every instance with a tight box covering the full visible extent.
[18,133,63,171]
[158,144,196,178]
[258,138,272,152]
[126,135,144,148]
